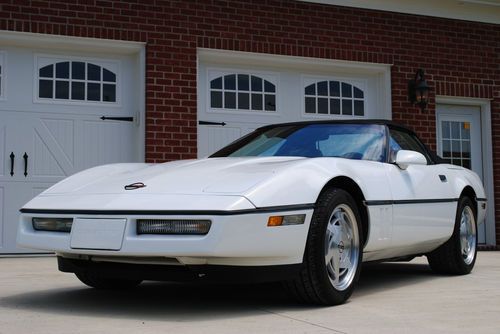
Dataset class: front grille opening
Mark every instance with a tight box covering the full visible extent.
[137,219,211,235]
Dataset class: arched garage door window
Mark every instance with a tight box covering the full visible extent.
[37,59,117,103]
[305,80,364,116]
[210,73,276,112]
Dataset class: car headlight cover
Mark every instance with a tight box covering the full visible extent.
[32,218,73,232]
[137,219,211,235]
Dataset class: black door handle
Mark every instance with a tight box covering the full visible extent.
[9,152,14,176]
[100,116,134,122]
[199,120,226,126]
[23,152,28,177]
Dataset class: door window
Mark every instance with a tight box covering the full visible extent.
[440,121,471,169]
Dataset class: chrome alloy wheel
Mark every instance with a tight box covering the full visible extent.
[324,204,360,291]
[460,206,477,265]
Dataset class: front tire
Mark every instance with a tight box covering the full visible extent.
[285,188,363,305]
[427,196,477,275]
[75,272,143,290]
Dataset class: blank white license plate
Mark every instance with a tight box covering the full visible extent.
[70,218,126,250]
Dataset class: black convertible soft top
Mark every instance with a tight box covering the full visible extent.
[255,119,416,136]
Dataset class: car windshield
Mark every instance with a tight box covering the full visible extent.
[210,123,387,162]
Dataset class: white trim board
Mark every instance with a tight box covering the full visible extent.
[199,48,392,75]
[436,96,496,246]
[0,30,144,55]
[300,0,500,25]
[0,51,6,101]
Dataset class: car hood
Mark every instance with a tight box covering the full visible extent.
[23,156,390,211]
[42,157,308,196]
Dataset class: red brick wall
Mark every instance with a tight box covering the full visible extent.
[1,0,499,242]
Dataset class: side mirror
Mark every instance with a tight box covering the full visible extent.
[395,150,427,170]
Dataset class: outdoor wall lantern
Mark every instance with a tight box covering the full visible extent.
[408,69,430,111]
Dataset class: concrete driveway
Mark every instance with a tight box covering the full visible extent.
[1,252,499,334]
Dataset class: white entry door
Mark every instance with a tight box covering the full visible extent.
[436,104,485,243]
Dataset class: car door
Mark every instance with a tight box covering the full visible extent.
[384,127,456,250]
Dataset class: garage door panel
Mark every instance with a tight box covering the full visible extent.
[198,60,386,157]
[0,46,142,253]
[0,186,3,248]
[81,120,136,170]
[199,126,241,157]
[32,186,48,198]
[42,118,75,165]
[0,124,5,177]
[32,130,67,177]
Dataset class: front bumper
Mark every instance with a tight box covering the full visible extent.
[57,256,303,283]
[18,209,313,267]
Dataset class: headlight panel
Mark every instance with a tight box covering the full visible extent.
[32,218,73,232]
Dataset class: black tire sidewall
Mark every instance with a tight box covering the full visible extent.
[309,188,363,304]
[452,197,478,273]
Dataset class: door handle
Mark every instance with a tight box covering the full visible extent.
[100,116,134,122]
[23,152,28,177]
[9,152,14,176]
[199,120,226,126]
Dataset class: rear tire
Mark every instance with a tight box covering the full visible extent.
[285,188,363,305]
[427,196,477,275]
[75,272,142,290]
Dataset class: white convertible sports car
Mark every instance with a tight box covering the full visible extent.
[18,120,486,305]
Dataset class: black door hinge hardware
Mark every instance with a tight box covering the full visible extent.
[199,120,226,126]
[100,116,134,122]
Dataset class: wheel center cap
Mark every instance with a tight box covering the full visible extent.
[338,241,345,253]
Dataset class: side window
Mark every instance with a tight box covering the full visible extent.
[389,129,431,163]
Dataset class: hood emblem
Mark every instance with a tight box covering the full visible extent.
[124,182,146,190]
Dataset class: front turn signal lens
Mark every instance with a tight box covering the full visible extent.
[268,214,306,227]
[267,216,284,227]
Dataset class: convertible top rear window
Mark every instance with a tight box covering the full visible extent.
[211,123,386,162]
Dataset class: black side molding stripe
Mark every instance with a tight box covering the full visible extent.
[365,198,459,206]
[476,198,487,202]
[364,200,393,206]
[19,203,316,216]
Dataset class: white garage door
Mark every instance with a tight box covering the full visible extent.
[0,45,143,253]
[197,50,391,157]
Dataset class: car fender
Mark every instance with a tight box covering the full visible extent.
[243,158,391,208]
[446,166,487,224]
[449,167,486,200]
